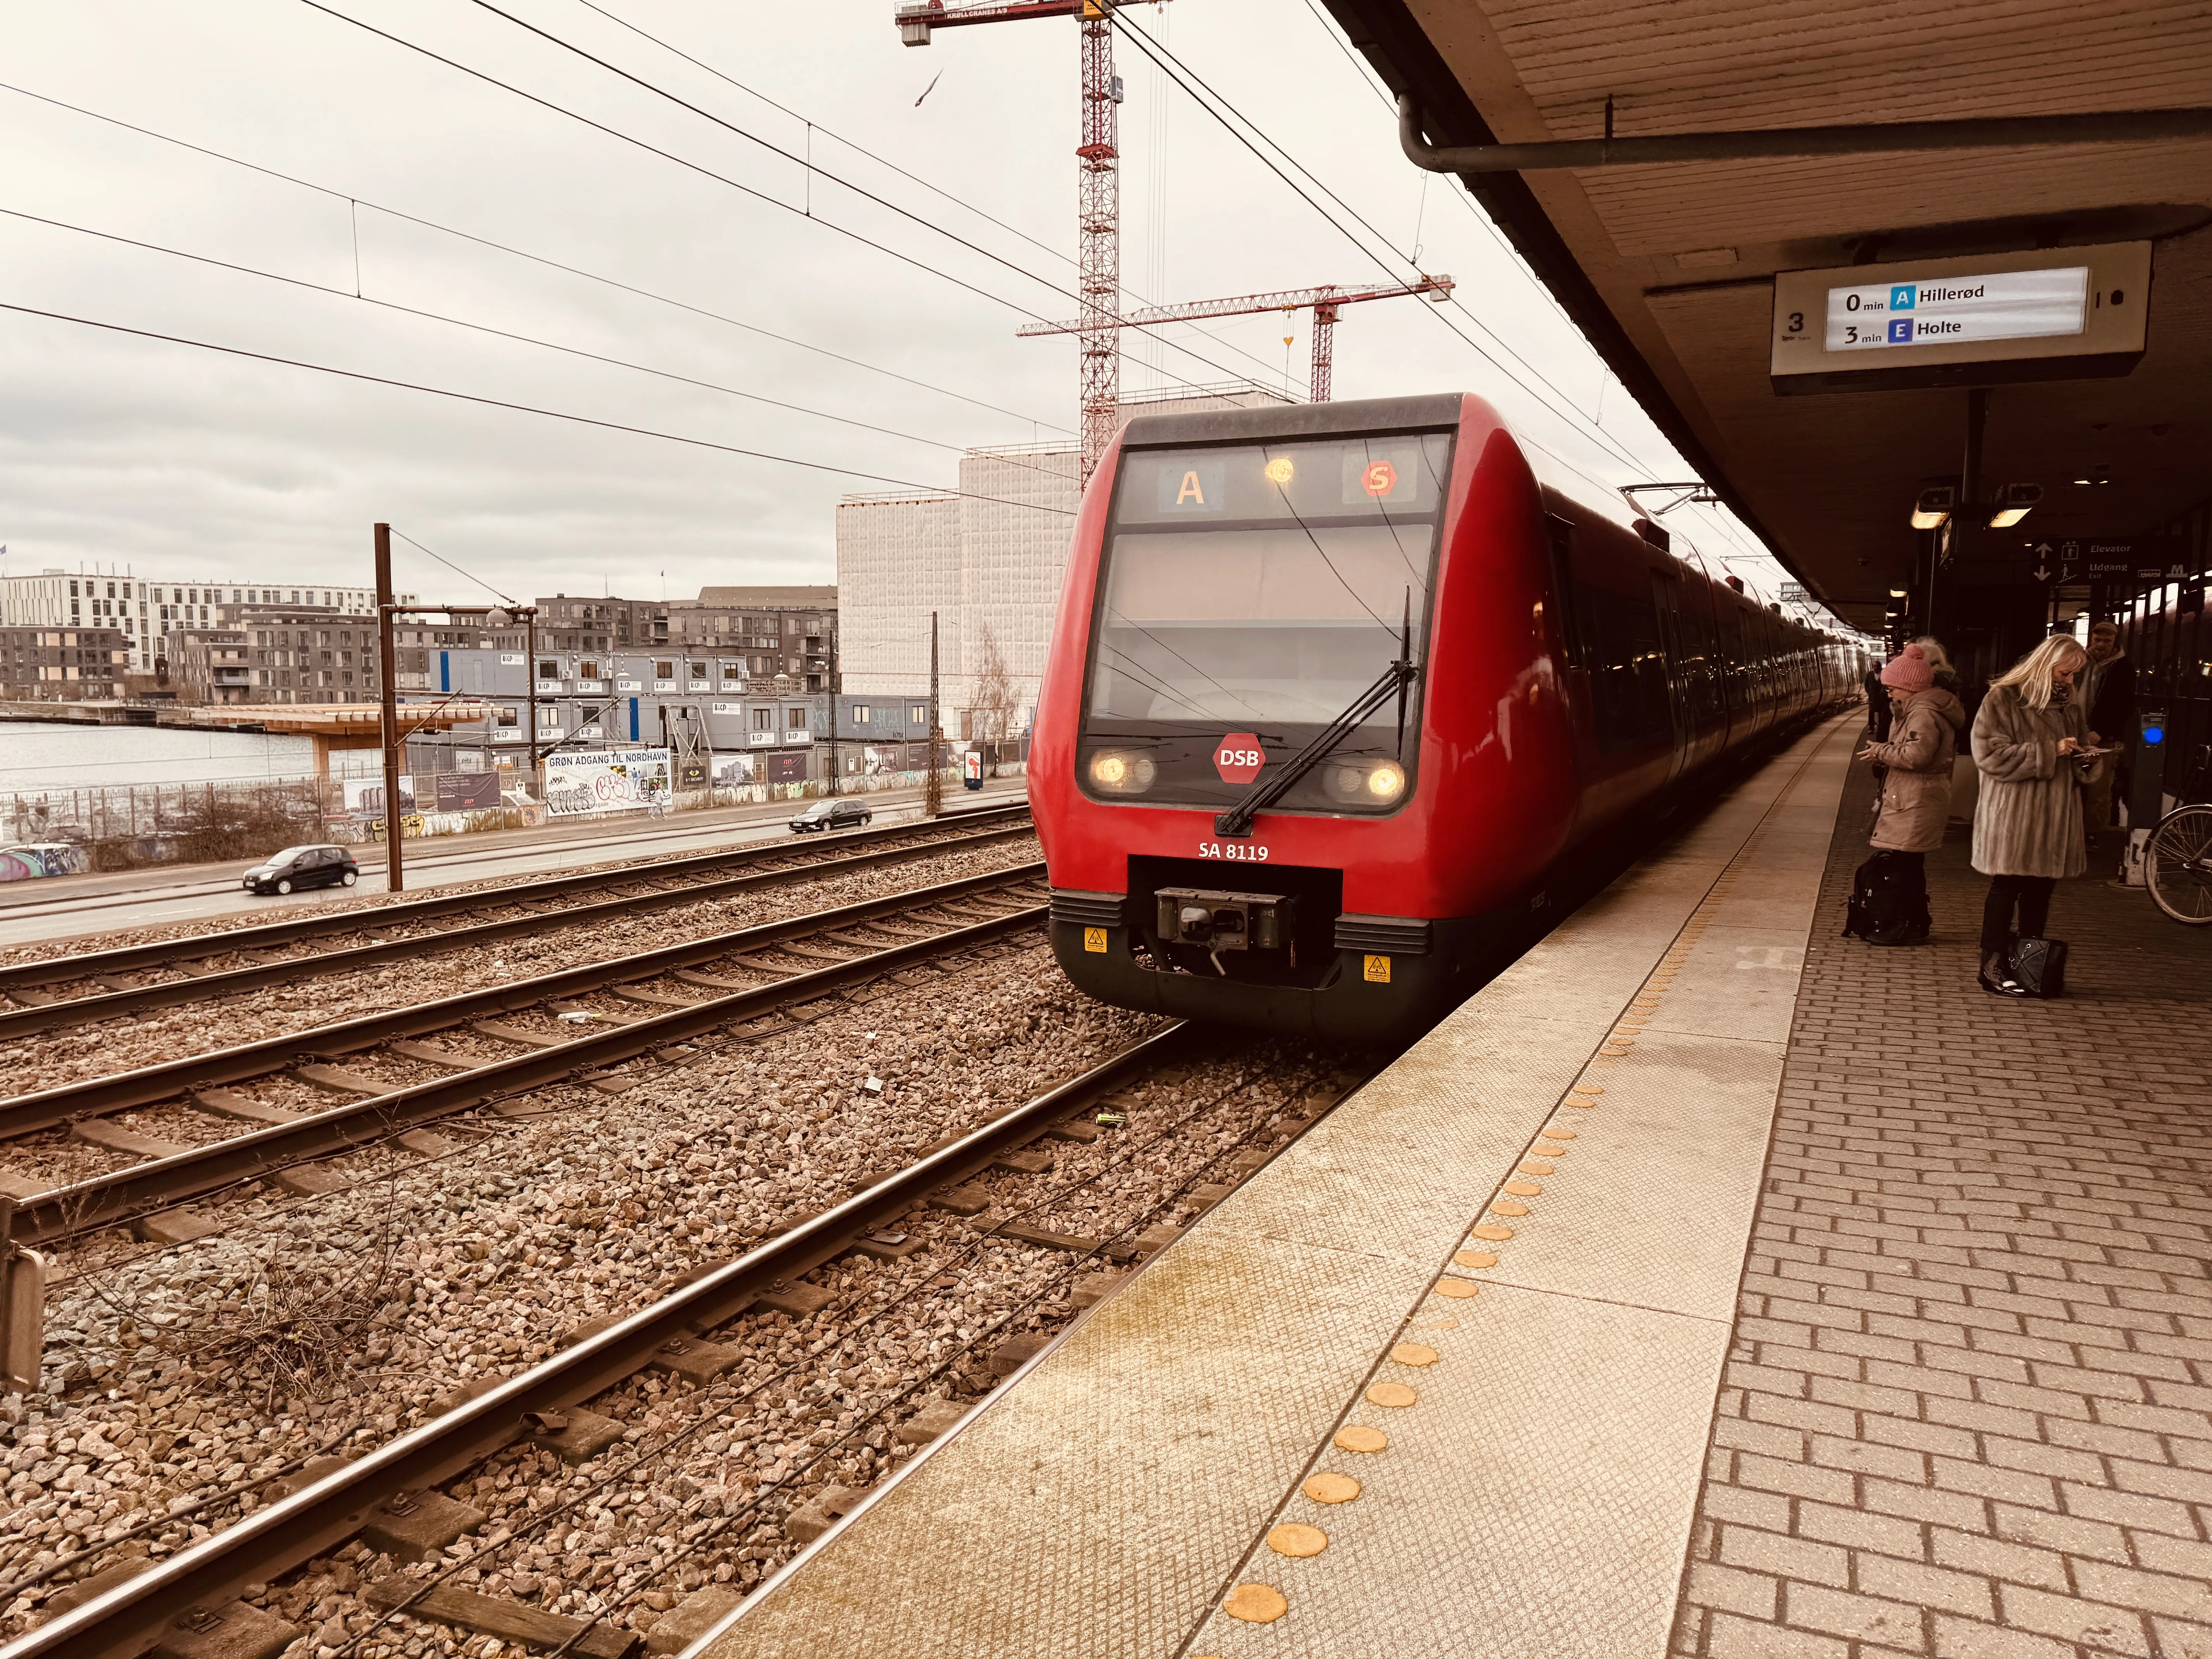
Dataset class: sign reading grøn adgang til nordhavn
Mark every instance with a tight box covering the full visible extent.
[1770,241,2150,393]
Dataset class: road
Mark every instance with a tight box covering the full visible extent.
[0,782,1029,950]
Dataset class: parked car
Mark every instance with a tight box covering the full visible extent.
[789,799,872,834]
[242,844,359,895]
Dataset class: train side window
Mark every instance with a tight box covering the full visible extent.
[1585,583,1670,751]
[1544,514,1585,669]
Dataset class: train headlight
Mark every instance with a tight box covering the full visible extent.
[1322,761,1407,804]
[1088,749,1156,793]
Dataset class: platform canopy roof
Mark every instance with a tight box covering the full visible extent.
[1322,0,2212,631]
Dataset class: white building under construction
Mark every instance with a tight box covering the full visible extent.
[836,385,1292,738]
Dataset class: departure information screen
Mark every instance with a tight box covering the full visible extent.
[1822,267,2088,352]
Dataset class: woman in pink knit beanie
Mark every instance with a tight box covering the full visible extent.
[1847,645,1966,945]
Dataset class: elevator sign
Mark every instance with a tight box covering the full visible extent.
[1824,268,2087,352]
[1770,241,2150,393]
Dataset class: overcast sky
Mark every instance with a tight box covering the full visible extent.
[0,0,1806,611]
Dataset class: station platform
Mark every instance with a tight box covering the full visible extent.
[685,717,2212,1659]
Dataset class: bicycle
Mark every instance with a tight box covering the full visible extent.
[2145,801,2212,924]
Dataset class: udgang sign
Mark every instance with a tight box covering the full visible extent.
[543,748,673,816]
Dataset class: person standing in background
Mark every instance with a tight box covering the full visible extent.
[1913,636,1964,697]
[2081,619,2134,847]
[1862,657,1893,794]
[1971,634,2099,996]
[1863,659,1893,744]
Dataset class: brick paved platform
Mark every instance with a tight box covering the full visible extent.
[1671,757,2212,1659]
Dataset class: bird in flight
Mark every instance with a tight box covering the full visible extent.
[915,69,943,107]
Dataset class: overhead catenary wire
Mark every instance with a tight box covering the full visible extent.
[297,0,1296,403]
[0,80,1070,435]
[562,0,1288,389]
[0,299,1079,516]
[0,204,1079,490]
[572,0,1274,381]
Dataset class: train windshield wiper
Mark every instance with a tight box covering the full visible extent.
[1214,607,1419,840]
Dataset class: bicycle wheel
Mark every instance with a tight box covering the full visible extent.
[2146,803,2212,925]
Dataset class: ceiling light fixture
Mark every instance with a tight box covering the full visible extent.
[1988,482,2043,530]
[1910,485,1955,531]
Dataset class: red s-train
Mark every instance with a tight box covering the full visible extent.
[1030,392,1865,1042]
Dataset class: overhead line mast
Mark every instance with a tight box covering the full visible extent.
[898,0,1140,483]
[1019,275,1455,404]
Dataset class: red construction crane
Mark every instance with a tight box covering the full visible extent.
[1018,274,1455,404]
[898,0,1138,482]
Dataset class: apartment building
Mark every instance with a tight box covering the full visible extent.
[0,571,405,673]
[0,625,129,700]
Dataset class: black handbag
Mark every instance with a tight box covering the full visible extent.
[2008,935,2068,998]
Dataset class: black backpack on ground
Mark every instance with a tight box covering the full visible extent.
[1843,853,1930,947]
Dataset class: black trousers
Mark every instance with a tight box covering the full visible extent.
[1981,874,2056,957]
[1887,851,1927,905]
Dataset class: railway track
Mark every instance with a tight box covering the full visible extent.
[2,863,1049,1245]
[7,1029,1367,1659]
[0,805,1032,1040]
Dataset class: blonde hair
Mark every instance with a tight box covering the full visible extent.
[1989,633,2088,711]
[1910,636,1956,679]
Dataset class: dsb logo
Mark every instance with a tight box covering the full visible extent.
[1214,732,1265,784]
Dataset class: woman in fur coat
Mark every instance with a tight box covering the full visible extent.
[1971,633,2099,996]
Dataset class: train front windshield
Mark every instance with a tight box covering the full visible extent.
[1080,430,1452,814]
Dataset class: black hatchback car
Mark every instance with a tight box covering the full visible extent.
[788,799,872,834]
[242,844,360,895]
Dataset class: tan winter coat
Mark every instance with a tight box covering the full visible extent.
[1866,688,1964,852]
[1971,684,2097,878]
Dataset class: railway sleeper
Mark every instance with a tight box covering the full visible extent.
[191,1090,300,1125]
[384,1038,492,1067]
[34,1559,302,1659]
[71,1120,191,1159]
[608,986,706,1010]
[293,1064,398,1096]
[671,968,761,992]
[359,1488,487,1563]
[549,1002,657,1027]
[469,1020,563,1049]
[363,1577,641,1659]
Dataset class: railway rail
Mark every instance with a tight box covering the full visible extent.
[0,805,1032,1039]
[2,864,1049,1245]
[6,1028,1368,1659]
